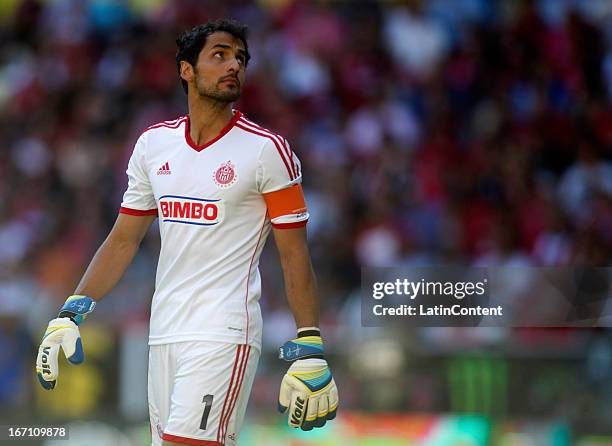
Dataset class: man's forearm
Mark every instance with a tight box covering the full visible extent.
[74,234,141,300]
[281,251,320,329]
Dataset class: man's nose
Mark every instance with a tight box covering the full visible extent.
[227,56,240,72]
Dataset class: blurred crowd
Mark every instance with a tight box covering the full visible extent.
[1,0,612,435]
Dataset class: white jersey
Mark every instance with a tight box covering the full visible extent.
[120,110,308,350]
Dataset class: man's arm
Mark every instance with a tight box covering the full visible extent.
[274,226,339,430]
[273,226,319,329]
[74,213,156,299]
[36,212,155,389]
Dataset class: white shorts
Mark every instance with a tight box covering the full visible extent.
[148,341,259,446]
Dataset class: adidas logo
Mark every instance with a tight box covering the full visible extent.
[157,162,171,175]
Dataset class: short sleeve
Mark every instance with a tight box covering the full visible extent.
[258,138,309,228]
[119,133,158,216]
[258,137,302,194]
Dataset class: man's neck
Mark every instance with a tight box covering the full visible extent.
[187,96,234,147]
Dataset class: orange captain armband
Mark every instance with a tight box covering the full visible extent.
[263,184,309,229]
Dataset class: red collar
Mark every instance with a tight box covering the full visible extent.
[184,110,242,152]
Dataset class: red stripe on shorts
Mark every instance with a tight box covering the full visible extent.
[161,433,221,445]
[220,345,251,444]
[216,345,245,443]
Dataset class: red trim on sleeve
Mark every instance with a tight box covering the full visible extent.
[143,116,187,134]
[240,116,298,180]
[235,120,295,180]
[161,433,221,445]
[119,206,158,216]
[280,136,299,179]
[185,110,242,152]
[272,220,308,229]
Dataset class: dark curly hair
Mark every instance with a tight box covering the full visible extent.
[176,19,250,94]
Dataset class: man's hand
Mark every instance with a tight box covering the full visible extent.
[278,335,339,430]
[35,295,95,390]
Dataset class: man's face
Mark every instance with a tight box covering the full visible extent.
[183,31,247,103]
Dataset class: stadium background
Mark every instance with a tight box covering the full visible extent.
[0,0,611,444]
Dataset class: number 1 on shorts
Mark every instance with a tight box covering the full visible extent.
[200,394,214,430]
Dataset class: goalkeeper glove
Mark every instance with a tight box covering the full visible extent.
[278,329,339,430]
[35,295,96,390]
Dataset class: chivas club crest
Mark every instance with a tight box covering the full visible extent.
[213,161,237,188]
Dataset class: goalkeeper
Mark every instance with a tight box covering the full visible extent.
[35,18,337,446]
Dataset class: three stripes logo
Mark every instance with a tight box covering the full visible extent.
[157,162,171,175]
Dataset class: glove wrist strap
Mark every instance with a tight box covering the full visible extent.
[279,332,325,362]
[58,295,96,325]
[57,312,79,325]
[297,327,320,338]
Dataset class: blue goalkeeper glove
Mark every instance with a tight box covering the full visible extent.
[278,329,339,430]
[35,295,96,390]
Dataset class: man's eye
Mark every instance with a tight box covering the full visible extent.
[214,52,224,59]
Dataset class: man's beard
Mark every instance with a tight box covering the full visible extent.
[194,74,241,103]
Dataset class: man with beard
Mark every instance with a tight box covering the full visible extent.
[35,19,338,446]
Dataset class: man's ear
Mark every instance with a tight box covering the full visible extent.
[180,60,194,84]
